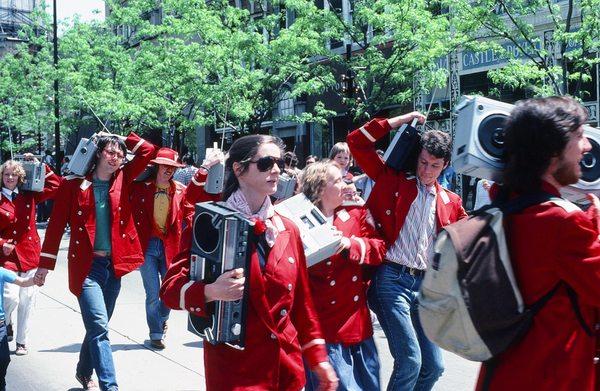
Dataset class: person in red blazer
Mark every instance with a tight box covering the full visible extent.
[130,147,187,350]
[300,160,386,390]
[160,134,338,391]
[0,155,60,356]
[347,112,467,391]
[34,132,155,391]
[474,97,600,391]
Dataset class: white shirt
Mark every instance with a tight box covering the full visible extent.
[1,187,19,202]
[385,180,437,270]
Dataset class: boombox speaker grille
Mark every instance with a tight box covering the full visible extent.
[193,212,220,254]
[581,138,600,184]
[478,113,508,160]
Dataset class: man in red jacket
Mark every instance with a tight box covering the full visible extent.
[34,132,155,391]
[347,112,467,391]
[476,97,600,391]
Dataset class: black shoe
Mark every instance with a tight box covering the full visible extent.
[150,339,166,350]
[6,324,13,342]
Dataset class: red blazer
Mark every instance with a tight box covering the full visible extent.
[39,133,156,296]
[130,179,186,268]
[476,183,600,391]
[307,206,386,345]
[0,164,61,272]
[160,214,328,391]
[347,118,467,246]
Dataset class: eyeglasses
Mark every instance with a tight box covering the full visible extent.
[249,156,285,172]
[103,149,125,160]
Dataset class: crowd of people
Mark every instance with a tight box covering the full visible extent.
[0,95,599,391]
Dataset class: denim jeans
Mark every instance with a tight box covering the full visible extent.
[77,256,121,391]
[368,263,444,391]
[139,237,170,340]
[305,337,381,391]
[0,318,9,391]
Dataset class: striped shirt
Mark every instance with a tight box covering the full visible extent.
[385,179,437,270]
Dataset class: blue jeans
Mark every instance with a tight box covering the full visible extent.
[305,337,381,391]
[77,256,121,391]
[368,263,444,391]
[139,237,170,340]
[0,318,9,391]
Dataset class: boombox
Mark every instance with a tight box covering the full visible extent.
[274,194,341,266]
[452,95,512,182]
[21,162,45,192]
[452,95,600,203]
[67,136,99,176]
[384,119,420,171]
[273,173,297,200]
[188,201,254,349]
[205,163,224,194]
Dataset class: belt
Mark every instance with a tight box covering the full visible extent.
[93,251,111,258]
[384,261,425,277]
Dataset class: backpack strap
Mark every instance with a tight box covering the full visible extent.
[564,285,594,336]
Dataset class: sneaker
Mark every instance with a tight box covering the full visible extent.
[6,324,13,342]
[76,373,99,390]
[15,343,28,356]
[150,339,166,350]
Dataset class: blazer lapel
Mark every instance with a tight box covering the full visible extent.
[434,182,451,231]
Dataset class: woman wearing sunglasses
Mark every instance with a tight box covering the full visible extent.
[160,135,338,391]
[300,160,386,391]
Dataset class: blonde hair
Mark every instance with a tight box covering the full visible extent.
[0,160,26,187]
[301,160,337,208]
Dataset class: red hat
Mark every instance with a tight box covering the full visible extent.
[149,147,186,167]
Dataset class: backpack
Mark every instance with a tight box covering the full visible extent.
[418,192,593,362]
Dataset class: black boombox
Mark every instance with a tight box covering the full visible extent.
[383,119,420,172]
[188,201,254,349]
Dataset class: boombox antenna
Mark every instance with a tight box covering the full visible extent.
[422,86,438,131]
[8,124,14,160]
[80,95,112,134]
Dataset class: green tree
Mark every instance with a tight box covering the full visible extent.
[447,0,600,99]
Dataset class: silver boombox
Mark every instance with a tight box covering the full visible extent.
[273,173,297,200]
[205,163,224,194]
[67,136,99,176]
[21,161,45,192]
[274,193,341,266]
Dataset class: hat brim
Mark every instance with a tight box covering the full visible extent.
[149,158,186,168]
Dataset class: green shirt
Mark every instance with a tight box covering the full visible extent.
[93,179,111,253]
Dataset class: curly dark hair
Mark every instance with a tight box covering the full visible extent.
[405,130,452,173]
[503,96,588,194]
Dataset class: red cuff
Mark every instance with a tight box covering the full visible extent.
[360,118,393,142]
[182,281,209,316]
[304,343,329,368]
[38,257,57,270]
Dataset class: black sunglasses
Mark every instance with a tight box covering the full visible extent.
[249,156,285,172]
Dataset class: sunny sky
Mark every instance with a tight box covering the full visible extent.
[51,0,105,23]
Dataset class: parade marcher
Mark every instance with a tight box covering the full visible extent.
[347,112,467,391]
[301,161,386,391]
[172,154,198,186]
[305,155,317,167]
[160,135,338,390]
[475,96,600,390]
[0,266,36,391]
[329,142,353,180]
[0,155,61,356]
[34,132,155,391]
[130,147,187,350]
